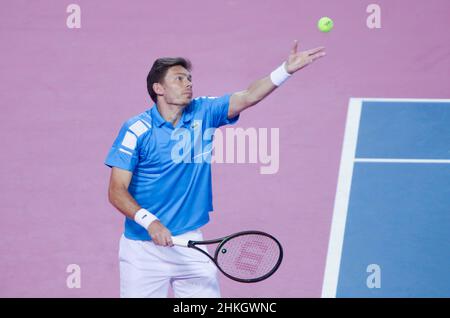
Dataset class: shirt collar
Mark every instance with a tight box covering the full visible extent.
[182,103,194,124]
[149,101,194,128]
[150,104,165,127]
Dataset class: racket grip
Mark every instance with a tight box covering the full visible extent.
[171,236,189,247]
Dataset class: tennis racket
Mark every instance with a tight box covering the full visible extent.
[172,230,283,283]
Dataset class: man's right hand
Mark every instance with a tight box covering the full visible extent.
[148,220,173,247]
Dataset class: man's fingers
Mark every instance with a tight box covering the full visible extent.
[152,236,161,246]
[291,40,299,54]
[155,235,162,246]
[309,51,326,63]
[149,223,173,247]
[161,231,173,246]
[165,229,173,246]
[312,51,326,60]
[152,233,167,246]
[306,46,325,56]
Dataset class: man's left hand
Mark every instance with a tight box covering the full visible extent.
[285,40,326,74]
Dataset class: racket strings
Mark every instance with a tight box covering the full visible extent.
[216,234,281,280]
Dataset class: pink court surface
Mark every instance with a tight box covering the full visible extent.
[0,0,448,297]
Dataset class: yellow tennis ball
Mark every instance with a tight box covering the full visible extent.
[318,17,334,33]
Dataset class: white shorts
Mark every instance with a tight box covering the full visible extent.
[119,229,220,298]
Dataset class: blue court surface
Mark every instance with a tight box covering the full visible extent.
[322,98,450,297]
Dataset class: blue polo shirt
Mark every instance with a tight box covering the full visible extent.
[104,94,239,240]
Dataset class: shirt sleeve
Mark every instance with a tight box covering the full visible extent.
[205,94,240,128]
[104,119,148,172]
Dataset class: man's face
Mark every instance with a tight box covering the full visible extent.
[156,65,193,106]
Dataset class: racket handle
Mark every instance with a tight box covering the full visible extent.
[171,236,189,247]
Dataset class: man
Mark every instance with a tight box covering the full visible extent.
[105,41,325,297]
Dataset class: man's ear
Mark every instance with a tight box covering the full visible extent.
[153,82,164,96]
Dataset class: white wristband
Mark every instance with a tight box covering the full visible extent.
[134,208,158,230]
[270,62,291,86]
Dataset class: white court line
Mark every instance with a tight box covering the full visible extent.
[349,97,450,103]
[321,98,362,298]
[355,158,450,164]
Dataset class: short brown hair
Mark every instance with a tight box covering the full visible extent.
[146,57,192,103]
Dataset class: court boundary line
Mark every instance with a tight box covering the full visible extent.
[355,158,450,164]
[321,98,362,298]
[347,97,450,103]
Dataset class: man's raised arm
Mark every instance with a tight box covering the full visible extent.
[228,40,326,119]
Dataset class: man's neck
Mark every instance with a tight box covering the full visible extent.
[156,101,186,127]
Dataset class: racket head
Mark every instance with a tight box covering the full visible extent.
[212,230,283,283]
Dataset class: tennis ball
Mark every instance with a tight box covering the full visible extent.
[318,17,334,33]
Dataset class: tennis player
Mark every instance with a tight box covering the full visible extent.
[105,41,325,297]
